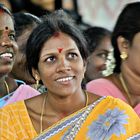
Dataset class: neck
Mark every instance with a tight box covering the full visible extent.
[121,65,140,96]
[0,77,8,97]
[120,65,140,106]
[46,89,87,116]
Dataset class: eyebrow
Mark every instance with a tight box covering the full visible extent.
[40,48,77,58]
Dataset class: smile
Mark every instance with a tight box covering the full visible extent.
[0,52,13,59]
[56,76,73,82]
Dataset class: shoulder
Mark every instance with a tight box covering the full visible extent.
[92,96,139,119]
[0,101,25,119]
[25,94,45,114]
[86,74,118,87]
[86,74,122,96]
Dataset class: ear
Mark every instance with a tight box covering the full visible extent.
[117,36,129,54]
[32,68,40,81]
[83,60,87,73]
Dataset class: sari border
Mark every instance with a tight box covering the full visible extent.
[127,133,140,140]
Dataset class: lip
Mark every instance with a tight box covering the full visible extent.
[0,51,14,63]
[56,76,74,85]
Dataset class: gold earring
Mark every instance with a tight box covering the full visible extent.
[120,52,128,60]
[35,75,39,90]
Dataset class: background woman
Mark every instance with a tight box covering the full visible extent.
[0,4,39,107]
[84,26,112,82]
[0,4,19,107]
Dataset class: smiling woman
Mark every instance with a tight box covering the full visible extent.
[0,4,18,101]
[0,4,40,108]
[0,10,139,140]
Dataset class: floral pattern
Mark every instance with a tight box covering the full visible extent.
[87,108,129,140]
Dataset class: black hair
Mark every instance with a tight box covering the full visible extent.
[84,26,111,55]
[14,12,42,37]
[112,2,140,73]
[26,10,88,77]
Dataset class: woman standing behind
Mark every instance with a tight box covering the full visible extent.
[87,2,140,117]
[0,4,40,108]
[0,4,18,106]
[84,26,112,82]
[0,10,139,140]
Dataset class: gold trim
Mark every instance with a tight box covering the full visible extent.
[4,80,10,94]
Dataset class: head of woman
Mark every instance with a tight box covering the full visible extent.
[0,4,18,78]
[112,2,140,74]
[26,10,88,95]
[10,12,41,84]
[84,26,112,81]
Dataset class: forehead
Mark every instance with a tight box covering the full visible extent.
[41,33,78,52]
[0,12,14,30]
[96,37,112,51]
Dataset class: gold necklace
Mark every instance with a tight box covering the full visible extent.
[4,80,10,94]
[119,73,132,106]
[39,90,89,134]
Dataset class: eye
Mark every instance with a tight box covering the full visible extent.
[97,53,108,60]
[45,56,56,63]
[9,33,16,40]
[68,52,78,60]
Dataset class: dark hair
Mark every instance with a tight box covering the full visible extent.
[112,2,140,73]
[84,26,111,55]
[26,10,88,77]
[14,12,42,37]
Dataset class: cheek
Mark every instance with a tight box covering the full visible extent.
[93,57,106,67]
[13,42,19,53]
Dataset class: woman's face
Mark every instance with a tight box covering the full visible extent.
[33,32,86,96]
[0,12,18,77]
[85,36,112,81]
[10,28,35,84]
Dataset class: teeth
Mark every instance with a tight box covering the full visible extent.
[0,53,12,58]
[57,76,73,82]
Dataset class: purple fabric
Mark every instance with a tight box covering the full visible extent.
[5,85,40,106]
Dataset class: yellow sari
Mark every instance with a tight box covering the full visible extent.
[34,96,140,140]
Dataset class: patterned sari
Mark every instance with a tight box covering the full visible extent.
[34,96,140,140]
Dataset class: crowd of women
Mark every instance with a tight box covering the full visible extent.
[0,1,140,140]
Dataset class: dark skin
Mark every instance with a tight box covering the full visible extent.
[25,91,100,134]
[25,32,101,134]
[0,11,18,96]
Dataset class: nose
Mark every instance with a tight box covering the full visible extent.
[56,57,71,72]
[1,41,13,48]
[1,35,13,48]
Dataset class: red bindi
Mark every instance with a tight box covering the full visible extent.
[53,32,60,37]
[57,48,63,53]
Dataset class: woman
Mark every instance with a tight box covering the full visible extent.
[0,3,19,106]
[0,10,139,140]
[84,26,112,82]
[9,12,46,94]
[0,4,39,107]
[86,2,140,117]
